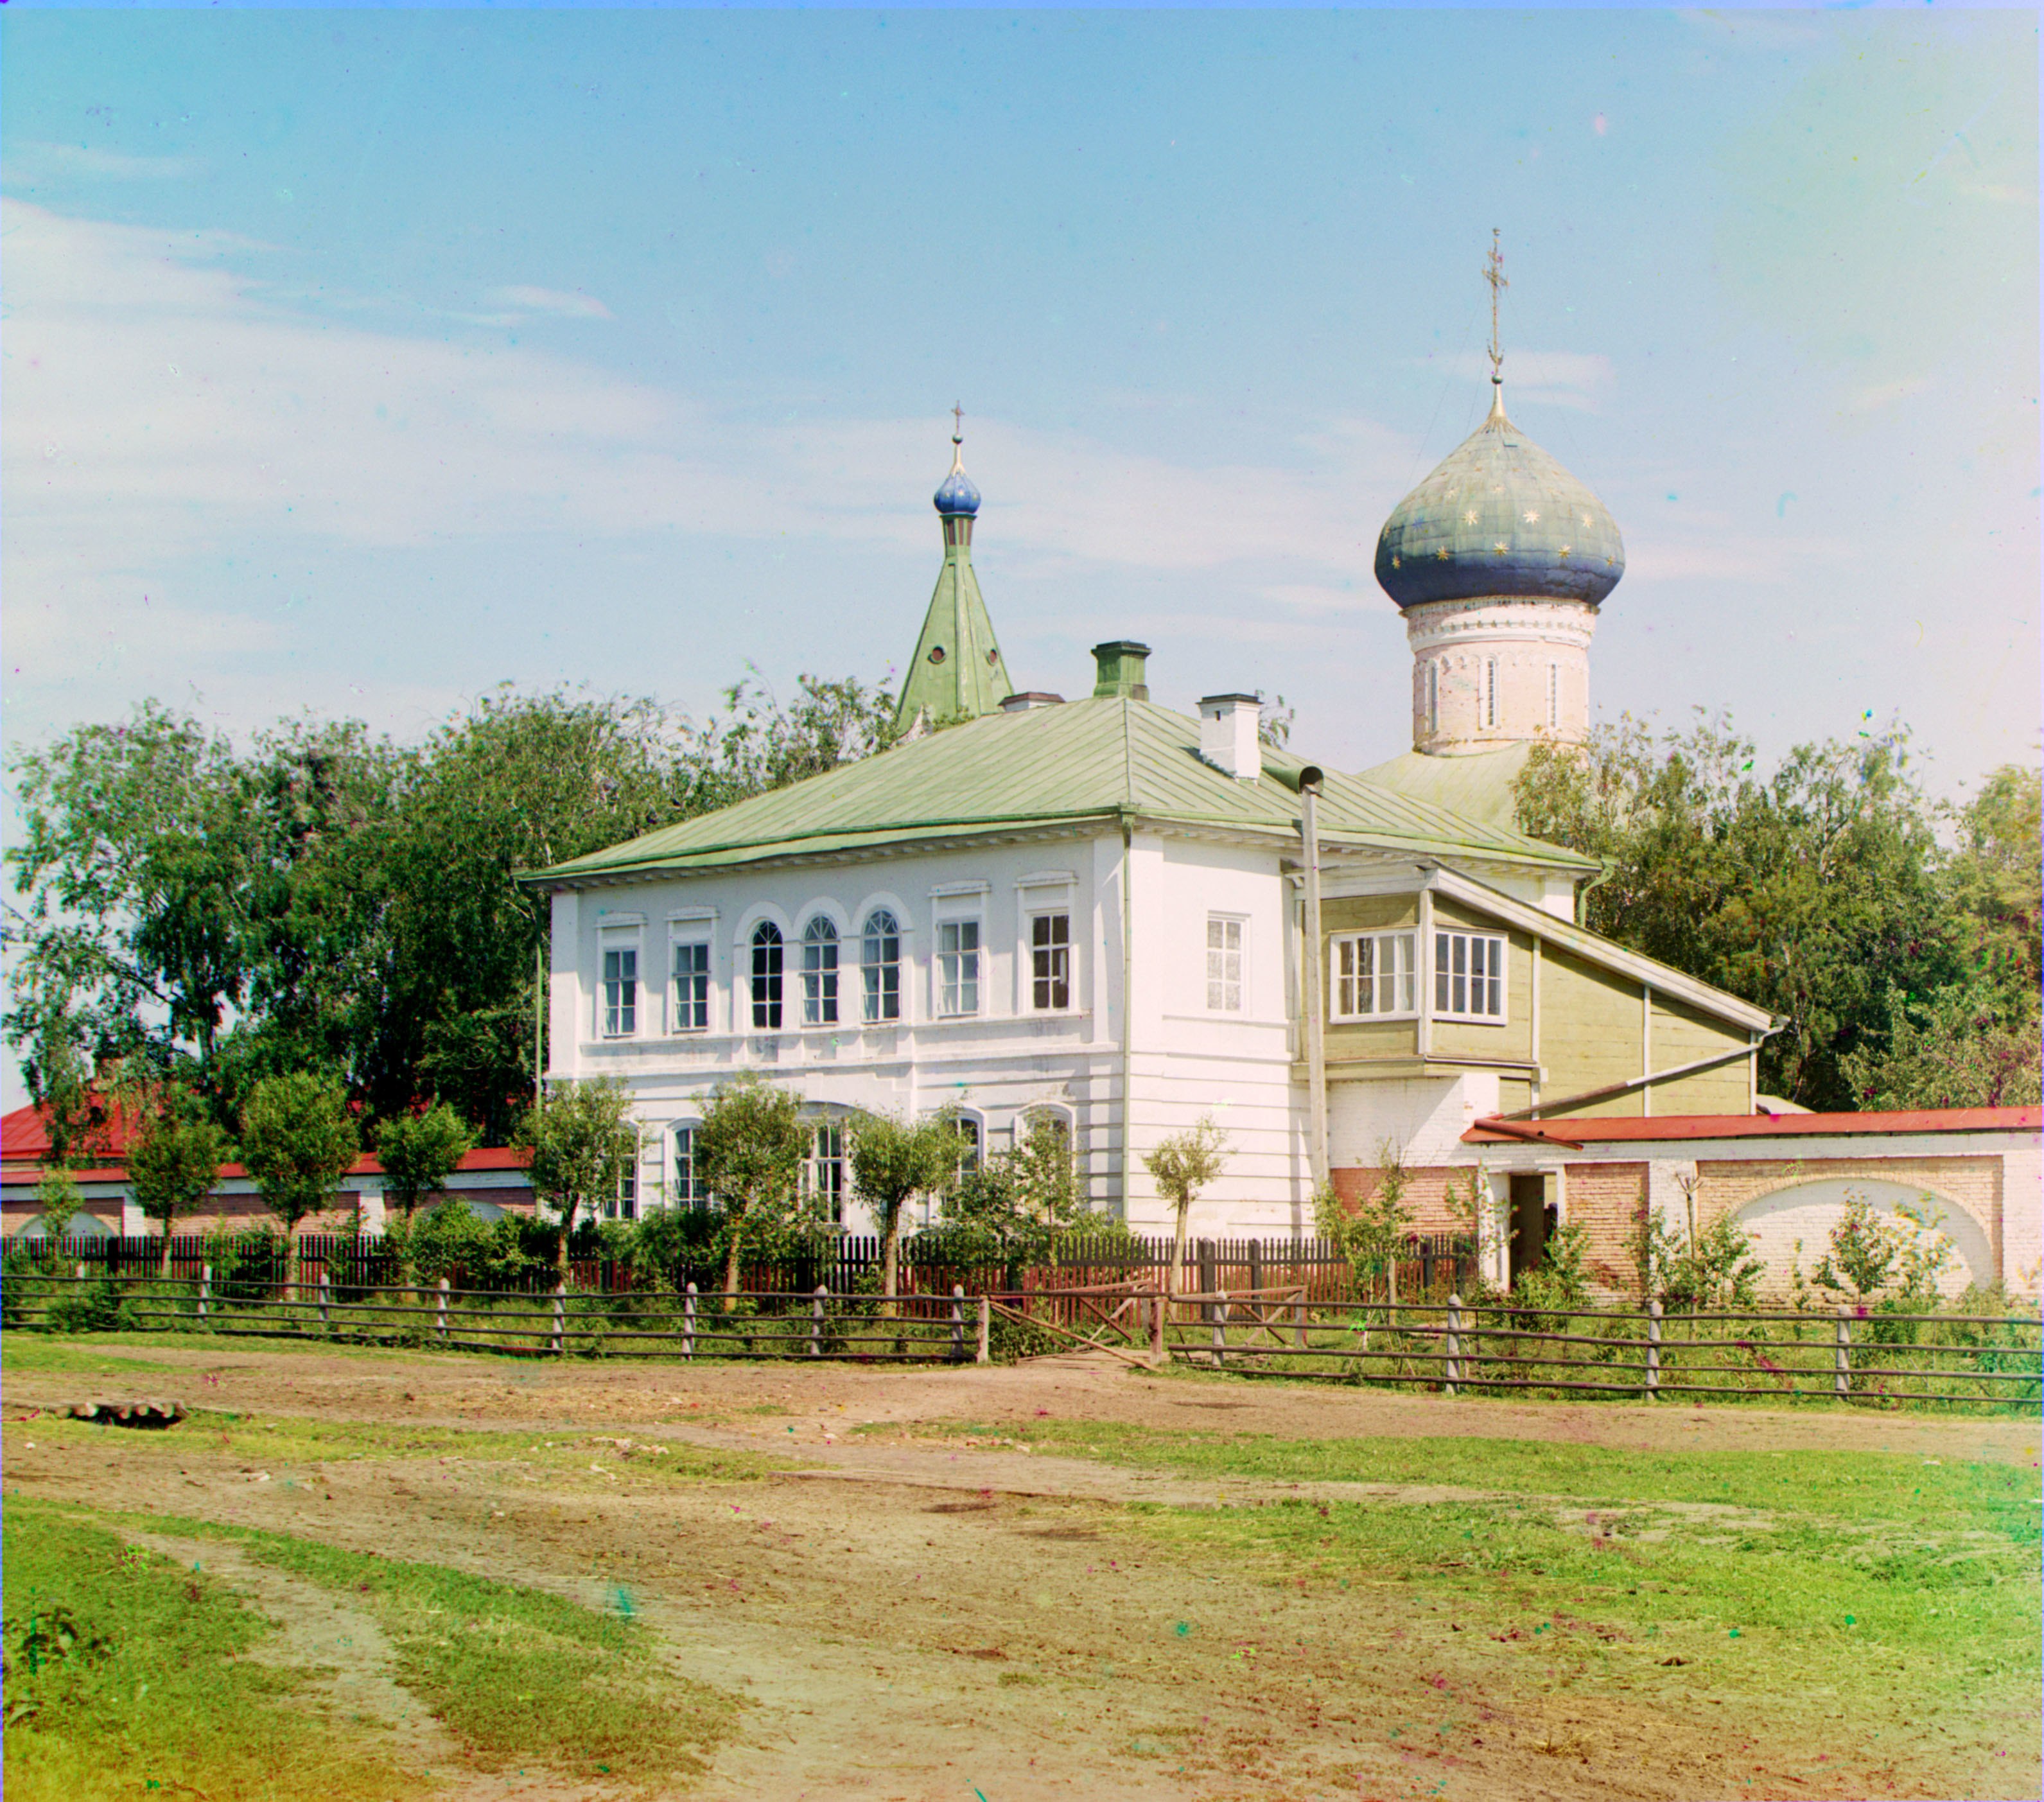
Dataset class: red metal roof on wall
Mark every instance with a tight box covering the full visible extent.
[1463,1106,2041,1148]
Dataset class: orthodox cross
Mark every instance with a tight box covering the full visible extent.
[1484,230,1508,384]
[952,401,965,445]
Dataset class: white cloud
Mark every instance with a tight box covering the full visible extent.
[3,198,1420,582]
[484,284,614,320]
[1438,351,1617,412]
[8,141,203,182]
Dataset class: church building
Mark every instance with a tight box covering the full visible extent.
[523,385,2038,1299]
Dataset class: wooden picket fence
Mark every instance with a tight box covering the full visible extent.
[3,1264,2036,1410]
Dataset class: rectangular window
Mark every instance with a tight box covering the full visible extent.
[672,941,710,1033]
[938,919,980,1017]
[606,1151,638,1221]
[673,1124,706,1209]
[803,1120,846,1225]
[601,946,638,1038]
[1434,929,1507,1021]
[1030,912,1070,1010]
[1331,931,1417,1019]
[1206,915,1244,1011]
[1485,659,1498,728]
[1547,663,1559,730]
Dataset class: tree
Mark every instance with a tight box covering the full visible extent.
[690,1073,810,1306]
[1314,1139,1415,1304]
[125,1086,230,1273]
[513,1078,638,1277]
[374,1103,479,1223]
[239,1072,361,1252]
[1840,983,2042,1110]
[849,1108,961,1307]
[1515,715,1971,1110]
[1144,1117,1230,1294]
[30,1168,86,1241]
[938,1114,1103,1266]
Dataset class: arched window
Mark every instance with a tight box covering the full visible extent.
[801,917,839,1026]
[1426,661,1440,733]
[861,909,902,1023]
[1485,659,1498,728]
[672,1124,708,1209]
[803,1118,846,1225]
[750,922,784,1029]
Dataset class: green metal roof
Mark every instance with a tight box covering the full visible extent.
[892,527,1013,731]
[524,697,1598,885]
[1354,742,1537,830]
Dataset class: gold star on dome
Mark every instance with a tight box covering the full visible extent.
[1436,548,1451,561]
[1604,554,1616,567]
[1493,541,1510,555]
[1390,554,1402,569]
[1557,544,1573,559]
[1523,509,1541,525]
[1581,513,1593,528]
[1463,508,1480,526]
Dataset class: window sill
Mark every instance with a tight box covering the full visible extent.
[1433,1014,1510,1027]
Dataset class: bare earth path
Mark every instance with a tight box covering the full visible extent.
[5,1343,2036,1801]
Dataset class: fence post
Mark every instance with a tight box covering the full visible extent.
[1212,1288,1228,1367]
[1294,1284,1308,1351]
[318,1266,331,1333]
[551,1279,566,1356]
[436,1275,450,1343]
[1835,1304,1851,1399]
[198,1264,211,1326]
[76,1260,87,1283]
[1444,1292,1462,1397]
[1248,1239,1263,1298]
[1153,1291,1167,1361]
[950,1284,965,1362]
[810,1284,827,1358]
[1645,1299,1661,1401]
[683,1282,697,1361]
[975,1295,990,1365]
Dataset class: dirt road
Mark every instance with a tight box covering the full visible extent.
[5,1343,2035,1801]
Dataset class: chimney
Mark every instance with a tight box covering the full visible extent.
[1090,640,1151,701]
[999,691,1064,712]
[1198,693,1262,781]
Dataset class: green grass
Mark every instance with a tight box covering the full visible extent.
[886,1418,2041,1732]
[123,1512,737,1783]
[3,1327,433,1365]
[876,1416,2043,1533]
[4,1404,776,1482]
[1,1500,410,1802]
[0,1336,178,1376]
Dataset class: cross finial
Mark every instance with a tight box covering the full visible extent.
[952,401,965,446]
[1484,229,1508,385]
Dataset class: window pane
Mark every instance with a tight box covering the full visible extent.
[1032,913,1069,1010]
[674,1125,699,1207]
[861,910,900,1023]
[751,923,783,1029]
[674,942,709,1033]
[802,918,839,1026]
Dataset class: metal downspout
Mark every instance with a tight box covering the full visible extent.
[1299,774,1329,1191]
[1119,817,1136,1220]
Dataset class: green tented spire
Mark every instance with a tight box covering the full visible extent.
[893,414,1015,734]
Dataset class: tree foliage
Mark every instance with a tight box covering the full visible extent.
[1314,1140,1415,1303]
[513,1078,637,1275]
[848,1108,962,1304]
[1144,1116,1230,1292]
[238,1072,360,1238]
[1516,717,2038,1110]
[936,1114,1105,1266]
[5,676,898,1144]
[373,1103,479,1223]
[123,1083,230,1272]
[690,1074,814,1304]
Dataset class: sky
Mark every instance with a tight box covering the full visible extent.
[1,8,2039,1110]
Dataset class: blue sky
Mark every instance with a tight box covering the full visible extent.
[3,6,2038,800]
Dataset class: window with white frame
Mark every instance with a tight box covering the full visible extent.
[1485,658,1498,728]
[1206,915,1245,1011]
[672,941,710,1033]
[1434,929,1507,1020]
[749,922,784,1029]
[1331,930,1417,1020]
[604,1144,640,1221]
[937,918,980,1017]
[803,1119,846,1224]
[951,1114,981,1175]
[1547,663,1559,730]
[1029,911,1070,1010]
[601,943,638,1038]
[801,917,839,1026]
[861,909,901,1022]
[672,1124,707,1209]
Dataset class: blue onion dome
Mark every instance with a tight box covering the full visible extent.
[933,439,981,517]
[1374,386,1625,609]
